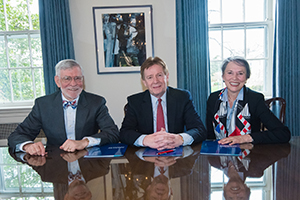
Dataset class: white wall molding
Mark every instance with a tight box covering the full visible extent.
[0,107,31,123]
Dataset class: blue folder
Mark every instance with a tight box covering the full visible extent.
[200,140,242,156]
[84,143,128,158]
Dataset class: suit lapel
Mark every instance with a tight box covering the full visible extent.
[75,91,89,139]
[166,88,176,132]
[52,91,68,141]
[142,91,154,132]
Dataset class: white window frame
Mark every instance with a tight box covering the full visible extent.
[210,165,273,200]
[0,0,44,122]
[208,0,274,97]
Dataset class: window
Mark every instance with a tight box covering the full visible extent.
[0,0,44,107]
[210,165,273,199]
[208,0,273,96]
[0,147,53,198]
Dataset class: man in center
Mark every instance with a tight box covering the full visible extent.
[120,57,207,150]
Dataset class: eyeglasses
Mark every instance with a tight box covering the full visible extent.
[60,76,84,83]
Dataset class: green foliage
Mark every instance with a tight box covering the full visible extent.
[0,148,54,198]
[0,0,44,103]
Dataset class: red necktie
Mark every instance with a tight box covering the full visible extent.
[156,99,165,131]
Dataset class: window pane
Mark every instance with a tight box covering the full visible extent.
[208,0,221,24]
[31,34,42,67]
[209,30,222,61]
[0,36,7,68]
[246,27,267,59]
[249,189,263,200]
[19,165,43,191]
[34,68,45,97]
[245,0,266,22]
[211,166,225,183]
[0,0,45,105]
[8,34,30,68]
[210,61,223,92]
[11,69,34,101]
[6,0,30,31]
[223,28,244,58]
[222,0,243,23]
[247,60,265,92]
[0,69,11,102]
[30,0,40,30]
[0,0,5,31]
[211,191,223,199]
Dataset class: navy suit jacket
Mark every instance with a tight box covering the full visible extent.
[8,90,119,152]
[120,87,207,145]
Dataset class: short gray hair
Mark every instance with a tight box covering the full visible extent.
[221,56,251,79]
[55,59,84,76]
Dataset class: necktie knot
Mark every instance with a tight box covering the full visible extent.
[63,100,77,109]
[159,167,166,174]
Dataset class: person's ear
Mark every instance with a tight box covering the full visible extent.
[142,79,147,88]
[54,76,61,88]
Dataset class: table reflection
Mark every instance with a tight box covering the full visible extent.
[9,146,111,200]
[1,137,299,200]
[123,145,201,200]
[208,142,291,200]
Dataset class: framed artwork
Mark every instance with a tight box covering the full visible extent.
[93,5,154,74]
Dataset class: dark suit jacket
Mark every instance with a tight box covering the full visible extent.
[120,87,207,145]
[206,86,291,144]
[8,90,119,152]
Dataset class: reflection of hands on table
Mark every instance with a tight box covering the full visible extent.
[24,153,46,166]
[60,149,88,162]
[239,143,254,150]
[144,156,178,167]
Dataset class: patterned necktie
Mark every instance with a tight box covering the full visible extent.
[63,100,77,109]
[156,99,165,131]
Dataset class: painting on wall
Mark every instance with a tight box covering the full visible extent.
[93,5,154,74]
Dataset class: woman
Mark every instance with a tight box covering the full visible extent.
[206,57,291,145]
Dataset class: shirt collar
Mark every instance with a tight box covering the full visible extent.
[150,91,167,104]
[61,93,80,103]
[221,87,244,102]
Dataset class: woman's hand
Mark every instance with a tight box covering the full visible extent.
[218,134,253,145]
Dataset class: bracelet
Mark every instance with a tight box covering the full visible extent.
[179,135,184,143]
[83,138,89,145]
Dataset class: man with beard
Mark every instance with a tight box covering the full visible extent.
[8,59,119,156]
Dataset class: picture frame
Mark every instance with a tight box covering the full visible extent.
[93,5,154,74]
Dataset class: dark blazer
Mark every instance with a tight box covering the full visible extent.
[8,90,119,152]
[120,87,207,145]
[206,86,291,144]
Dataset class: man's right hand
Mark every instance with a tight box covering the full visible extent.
[23,142,47,156]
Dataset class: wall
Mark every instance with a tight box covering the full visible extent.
[69,0,177,128]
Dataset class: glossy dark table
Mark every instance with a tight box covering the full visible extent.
[0,137,298,200]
